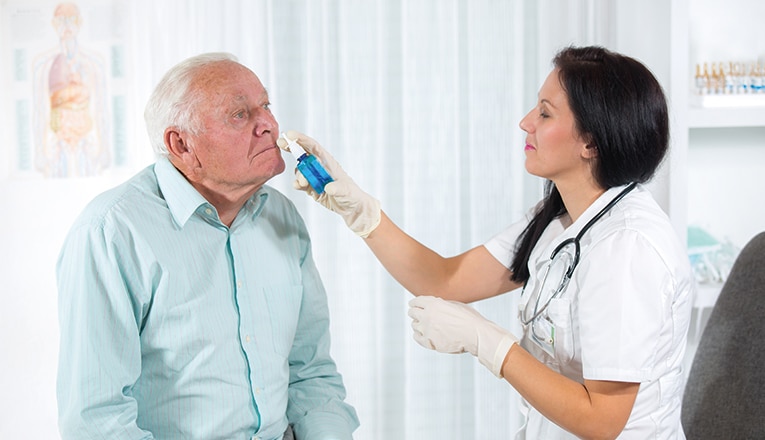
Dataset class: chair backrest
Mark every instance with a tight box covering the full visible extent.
[681,231,765,439]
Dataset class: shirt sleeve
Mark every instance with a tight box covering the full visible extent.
[286,218,359,440]
[56,217,153,440]
[576,229,673,382]
[483,204,539,268]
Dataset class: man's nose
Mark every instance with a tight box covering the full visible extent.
[254,109,277,137]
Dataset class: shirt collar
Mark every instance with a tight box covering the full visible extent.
[154,156,270,228]
[237,190,269,226]
[155,157,209,228]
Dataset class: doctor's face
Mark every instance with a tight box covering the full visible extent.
[519,69,591,185]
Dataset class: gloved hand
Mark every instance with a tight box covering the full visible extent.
[408,296,518,378]
[277,130,381,238]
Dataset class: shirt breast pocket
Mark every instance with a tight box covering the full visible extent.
[547,298,576,365]
[263,285,303,358]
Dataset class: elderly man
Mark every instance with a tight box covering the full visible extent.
[56,52,359,440]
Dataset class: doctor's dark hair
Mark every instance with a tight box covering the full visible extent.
[509,46,669,283]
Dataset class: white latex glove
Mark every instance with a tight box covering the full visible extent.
[408,296,518,378]
[277,130,381,238]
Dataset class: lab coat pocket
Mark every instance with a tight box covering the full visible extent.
[658,368,683,407]
[546,298,575,364]
[264,285,303,358]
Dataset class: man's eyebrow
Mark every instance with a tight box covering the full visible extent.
[227,88,269,106]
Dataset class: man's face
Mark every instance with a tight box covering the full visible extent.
[182,61,285,196]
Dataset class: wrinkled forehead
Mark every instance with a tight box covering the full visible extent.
[194,61,265,100]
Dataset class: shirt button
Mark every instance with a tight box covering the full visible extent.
[205,208,212,215]
[245,335,251,343]
[237,281,243,288]
[255,387,262,394]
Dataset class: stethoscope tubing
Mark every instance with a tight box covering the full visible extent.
[521,182,638,325]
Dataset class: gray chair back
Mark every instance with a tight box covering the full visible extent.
[681,231,765,438]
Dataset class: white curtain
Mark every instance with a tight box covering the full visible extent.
[118,0,552,440]
[119,2,543,438]
[0,0,617,438]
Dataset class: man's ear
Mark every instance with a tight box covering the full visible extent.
[165,128,198,168]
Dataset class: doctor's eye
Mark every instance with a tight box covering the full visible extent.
[537,104,550,119]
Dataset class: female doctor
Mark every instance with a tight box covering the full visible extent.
[280,46,694,439]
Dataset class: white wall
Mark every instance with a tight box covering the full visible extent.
[687,127,765,248]
[685,0,765,249]
[1,172,150,439]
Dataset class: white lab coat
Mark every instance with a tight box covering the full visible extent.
[484,184,694,439]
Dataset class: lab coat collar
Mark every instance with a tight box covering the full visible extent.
[542,183,637,256]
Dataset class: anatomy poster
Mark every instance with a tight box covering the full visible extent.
[1,0,130,179]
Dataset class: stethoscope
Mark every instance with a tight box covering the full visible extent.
[520,182,638,325]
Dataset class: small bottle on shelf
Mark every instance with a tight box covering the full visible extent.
[731,62,741,94]
[748,63,761,94]
[724,62,734,94]
[694,63,705,95]
[735,62,748,94]
[701,62,711,95]
[708,63,716,94]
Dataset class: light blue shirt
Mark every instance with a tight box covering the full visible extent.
[56,157,359,440]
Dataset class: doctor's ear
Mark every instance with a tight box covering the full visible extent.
[583,143,598,159]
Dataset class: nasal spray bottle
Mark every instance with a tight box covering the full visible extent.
[281,132,334,194]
